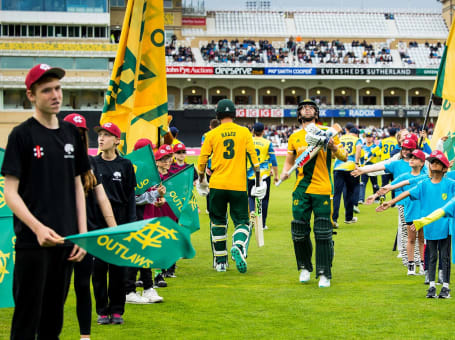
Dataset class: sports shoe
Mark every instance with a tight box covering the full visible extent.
[319,275,331,288]
[417,264,425,275]
[424,271,430,285]
[164,264,177,278]
[154,273,167,288]
[344,217,358,224]
[135,280,143,287]
[426,286,437,298]
[125,291,150,304]
[97,315,110,325]
[333,222,339,229]
[353,206,360,214]
[110,313,124,324]
[230,245,247,273]
[438,287,451,299]
[263,225,269,230]
[299,269,310,283]
[143,288,163,303]
[358,200,364,205]
[407,263,416,276]
[215,262,227,272]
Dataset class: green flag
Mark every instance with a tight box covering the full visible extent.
[163,165,200,233]
[443,131,455,171]
[66,217,195,269]
[0,147,15,308]
[0,148,12,217]
[124,145,161,195]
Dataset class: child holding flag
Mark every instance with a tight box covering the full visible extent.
[125,138,164,304]
[376,150,455,298]
[92,122,137,325]
[64,113,119,339]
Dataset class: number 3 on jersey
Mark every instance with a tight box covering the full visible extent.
[223,138,235,159]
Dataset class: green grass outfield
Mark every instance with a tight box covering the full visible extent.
[1,156,454,339]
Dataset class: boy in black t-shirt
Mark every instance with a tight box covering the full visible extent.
[2,64,90,340]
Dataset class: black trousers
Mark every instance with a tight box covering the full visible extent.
[125,267,153,293]
[332,170,359,222]
[10,247,73,340]
[92,258,126,316]
[427,237,451,283]
[73,255,94,335]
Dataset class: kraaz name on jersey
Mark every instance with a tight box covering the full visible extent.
[221,131,236,137]
[215,67,252,75]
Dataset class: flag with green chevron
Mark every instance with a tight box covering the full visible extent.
[163,165,200,233]
[66,217,195,270]
[124,145,161,195]
[100,0,168,154]
[0,148,12,217]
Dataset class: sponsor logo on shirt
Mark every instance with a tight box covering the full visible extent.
[442,193,447,200]
[113,171,122,181]
[33,145,44,159]
[64,143,75,158]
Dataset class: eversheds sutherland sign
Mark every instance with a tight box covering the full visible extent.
[165,67,436,77]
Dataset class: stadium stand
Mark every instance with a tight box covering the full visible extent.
[213,11,287,36]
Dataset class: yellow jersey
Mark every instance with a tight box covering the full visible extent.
[379,136,398,161]
[197,122,259,191]
[287,127,346,195]
[247,136,277,179]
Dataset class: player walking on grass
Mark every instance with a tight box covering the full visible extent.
[2,64,90,340]
[247,122,279,230]
[197,99,264,273]
[280,99,347,288]
[377,150,455,298]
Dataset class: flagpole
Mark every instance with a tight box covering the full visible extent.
[418,93,434,150]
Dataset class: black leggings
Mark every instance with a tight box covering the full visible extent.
[427,237,451,283]
[74,255,94,335]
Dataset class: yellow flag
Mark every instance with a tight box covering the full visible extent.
[430,99,455,150]
[432,19,455,101]
[100,0,168,154]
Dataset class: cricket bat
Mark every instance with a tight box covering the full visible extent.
[254,171,264,247]
[276,123,342,186]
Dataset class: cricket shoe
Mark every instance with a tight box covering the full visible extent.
[353,206,360,214]
[215,262,227,272]
[125,292,150,304]
[319,275,331,288]
[143,288,163,303]
[344,217,358,224]
[407,263,416,276]
[438,287,451,299]
[299,269,310,283]
[230,245,247,273]
[426,286,437,298]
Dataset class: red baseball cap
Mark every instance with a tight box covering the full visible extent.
[427,150,450,168]
[405,133,418,143]
[402,138,416,150]
[64,113,87,130]
[134,138,156,151]
[154,144,173,160]
[410,149,425,162]
[173,143,186,153]
[94,122,121,138]
[25,64,65,90]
